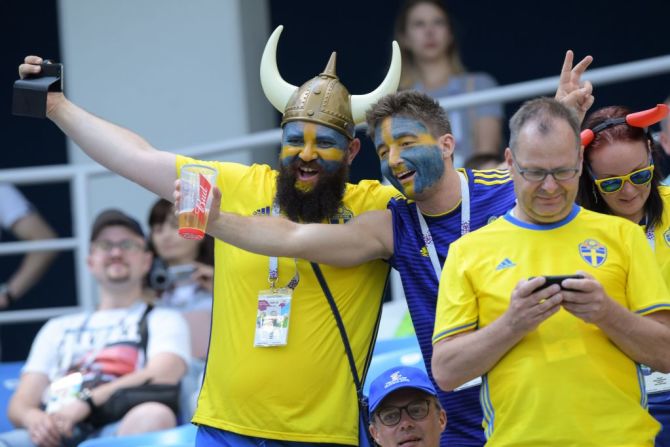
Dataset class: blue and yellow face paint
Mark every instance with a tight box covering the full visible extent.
[281,122,349,191]
[374,116,445,198]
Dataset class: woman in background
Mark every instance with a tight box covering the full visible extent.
[394,0,504,166]
[147,198,214,418]
[577,104,670,447]
[148,198,213,358]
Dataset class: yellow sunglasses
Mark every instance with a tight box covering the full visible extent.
[589,163,654,194]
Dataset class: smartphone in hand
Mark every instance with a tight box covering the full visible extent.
[530,274,584,293]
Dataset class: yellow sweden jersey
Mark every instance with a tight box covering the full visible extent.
[433,204,670,446]
[176,156,397,445]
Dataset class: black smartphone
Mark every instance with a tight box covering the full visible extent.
[39,62,62,78]
[23,62,62,80]
[530,274,584,293]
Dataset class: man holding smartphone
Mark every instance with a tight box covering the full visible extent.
[431,97,670,446]
[185,51,594,447]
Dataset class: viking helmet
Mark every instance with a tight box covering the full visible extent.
[260,25,401,139]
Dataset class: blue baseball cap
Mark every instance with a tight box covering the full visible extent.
[368,366,437,416]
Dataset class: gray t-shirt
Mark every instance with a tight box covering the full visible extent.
[413,72,503,167]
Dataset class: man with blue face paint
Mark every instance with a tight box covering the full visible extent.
[186,50,595,447]
[18,26,401,447]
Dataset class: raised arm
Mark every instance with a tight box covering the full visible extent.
[554,50,594,124]
[19,56,177,200]
[195,185,394,267]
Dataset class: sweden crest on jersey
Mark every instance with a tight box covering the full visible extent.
[579,239,607,267]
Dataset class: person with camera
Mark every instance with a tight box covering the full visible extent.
[0,209,190,447]
[147,198,213,361]
[17,25,401,445]
[431,98,670,446]
[147,198,213,419]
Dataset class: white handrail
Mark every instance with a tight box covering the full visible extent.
[1,53,669,325]
[0,238,78,255]
[438,54,670,109]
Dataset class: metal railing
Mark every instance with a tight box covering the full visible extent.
[2,53,670,325]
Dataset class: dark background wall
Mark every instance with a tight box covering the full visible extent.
[1,0,669,359]
[271,0,670,182]
[2,1,74,360]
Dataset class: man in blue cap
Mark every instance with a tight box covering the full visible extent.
[368,366,446,447]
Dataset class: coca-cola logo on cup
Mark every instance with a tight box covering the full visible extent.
[193,173,212,226]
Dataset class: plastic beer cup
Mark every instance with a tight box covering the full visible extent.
[178,164,218,240]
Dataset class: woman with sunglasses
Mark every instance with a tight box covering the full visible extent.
[577,104,670,446]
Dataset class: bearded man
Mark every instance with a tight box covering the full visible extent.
[18,25,400,446]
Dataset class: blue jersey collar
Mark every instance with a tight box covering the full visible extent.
[504,203,580,230]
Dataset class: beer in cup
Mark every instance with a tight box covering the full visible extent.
[178,164,218,240]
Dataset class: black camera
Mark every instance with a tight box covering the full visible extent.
[149,261,196,292]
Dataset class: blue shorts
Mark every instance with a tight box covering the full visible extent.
[650,392,670,447]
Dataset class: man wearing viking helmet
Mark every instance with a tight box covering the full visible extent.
[19,25,400,446]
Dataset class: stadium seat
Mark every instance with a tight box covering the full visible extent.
[78,423,196,447]
[371,335,421,356]
[0,362,24,432]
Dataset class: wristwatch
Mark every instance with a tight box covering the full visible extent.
[77,388,97,412]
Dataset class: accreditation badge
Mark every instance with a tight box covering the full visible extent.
[254,288,293,347]
[45,372,83,413]
[642,365,670,394]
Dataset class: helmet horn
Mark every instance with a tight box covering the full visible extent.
[260,25,298,114]
[350,41,402,124]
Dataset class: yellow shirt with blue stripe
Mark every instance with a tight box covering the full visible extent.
[653,186,670,287]
[176,156,398,445]
[433,204,670,446]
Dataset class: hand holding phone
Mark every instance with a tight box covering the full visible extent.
[530,274,584,293]
[12,60,64,118]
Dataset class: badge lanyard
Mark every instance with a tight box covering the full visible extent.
[416,171,470,278]
[417,170,481,391]
[641,217,670,394]
[268,200,300,290]
[255,200,299,348]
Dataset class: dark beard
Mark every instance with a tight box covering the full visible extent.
[276,162,349,223]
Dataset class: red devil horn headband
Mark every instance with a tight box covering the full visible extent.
[580,104,669,148]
